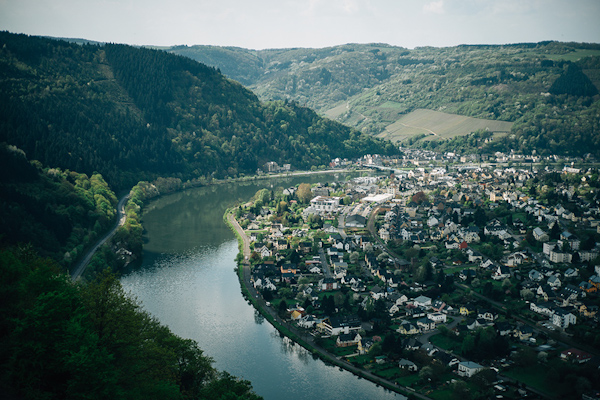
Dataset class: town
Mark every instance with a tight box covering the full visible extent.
[231,150,600,400]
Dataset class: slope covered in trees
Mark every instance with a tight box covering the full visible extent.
[0,143,118,271]
[0,248,261,400]
[0,32,398,190]
[169,41,600,158]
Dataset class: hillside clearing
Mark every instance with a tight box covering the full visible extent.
[376,109,514,143]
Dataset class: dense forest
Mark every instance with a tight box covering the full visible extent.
[0,32,398,190]
[169,41,600,158]
[0,143,118,271]
[0,247,261,399]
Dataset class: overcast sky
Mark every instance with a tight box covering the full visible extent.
[1,0,599,49]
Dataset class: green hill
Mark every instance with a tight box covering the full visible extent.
[0,32,398,190]
[169,41,600,158]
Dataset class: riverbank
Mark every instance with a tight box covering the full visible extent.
[224,210,424,400]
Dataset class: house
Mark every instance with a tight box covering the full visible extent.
[459,269,477,281]
[358,337,375,354]
[412,295,432,308]
[495,321,513,336]
[416,317,436,332]
[370,285,386,300]
[280,264,297,281]
[506,252,528,267]
[477,309,498,322]
[320,315,361,336]
[427,312,447,323]
[290,310,303,320]
[564,268,578,278]
[460,304,477,316]
[297,315,318,329]
[402,338,421,351]
[375,356,387,364]
[551,308,577,329]
[336,332,362,347]
[321,277,339,291]
[345,214,367,228]
[560,348,592,363]
[467,249,483,263]
[547,275,562,289]
[493,265,511,280]
[256,245,272,258]
[435,351,460,367]
[530,301,555,317]
[397,321,420,335]
[310,196,341,214]
[421,343,438,356]
[431,300,452,314]
[580,281,596,293]
[480,259,496,270]
[579,301,599,318]
[529,269,543,282]
[515,325,534,341]
[398,359,418,371]
[533,227,549,242]
[457,361,484,377]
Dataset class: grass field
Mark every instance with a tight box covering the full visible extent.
[539,49,600,62]
[429,333,462,352]
[504,365,569,398]
[376,108,514,143]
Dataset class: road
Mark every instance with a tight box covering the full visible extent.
[71,193,130,280]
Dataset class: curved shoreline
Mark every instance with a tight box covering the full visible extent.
[225,211,428,400]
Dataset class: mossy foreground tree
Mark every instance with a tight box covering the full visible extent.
[0,247,262,400]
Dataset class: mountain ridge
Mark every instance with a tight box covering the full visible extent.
[167,40,600,157]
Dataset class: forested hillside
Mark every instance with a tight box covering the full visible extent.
[0,249,261,399]
[0,32,397,190]
[169,41,600,157]
[0,143,118,271]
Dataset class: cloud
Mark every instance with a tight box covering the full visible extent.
[423,0,445,14]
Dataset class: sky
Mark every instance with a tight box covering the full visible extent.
[1,0,599,50]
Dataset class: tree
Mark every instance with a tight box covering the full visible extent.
[278,299,288,317]
[411,191,427,204]
[322,295,336,315]
[520,288,534,301]
[461,333,475,356]
[550,222,561,240]
[297,183,313,204]
[450,380,471,400]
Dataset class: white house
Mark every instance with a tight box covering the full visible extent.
[551,308,576,329]
[457,361,484,377]
[412,295,432,308]
[310,196,341,214]
[427,312,447,323]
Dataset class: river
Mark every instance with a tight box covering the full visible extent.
[120,174,404,400]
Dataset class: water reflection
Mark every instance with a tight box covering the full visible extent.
[254,310,265,325]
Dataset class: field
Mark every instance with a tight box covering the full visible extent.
[376,109,514,143]
[539,49,600,62]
